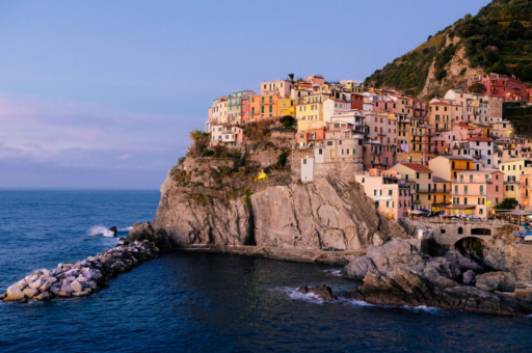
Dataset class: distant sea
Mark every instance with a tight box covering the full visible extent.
[0,190,531,353]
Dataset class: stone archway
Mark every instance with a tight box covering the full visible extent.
[454,236,486,263]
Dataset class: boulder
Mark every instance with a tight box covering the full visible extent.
[70,280,83,293]
[4,285,25,302]
[298,285,337,301]
[462,270,476,285]
[22,287,39,299]
[476,271,516,293]
[344,256,376,280]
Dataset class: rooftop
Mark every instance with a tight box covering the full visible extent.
[398,163,432,173]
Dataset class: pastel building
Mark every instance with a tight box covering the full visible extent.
[298,122,364,182]
[429,156,478,182]
[499,159,532,199]
[295,94,326,133]
[449,170,497,218]
[519,167,532,210]
[451,137,496,168]
[355,170,412,220]
[209,125,244,147]
[322,98,350,123]
[427,99,461,131]
[388,163,432,211]
[259,79,292,98]
[208,96,229,126]
[227,90,255,125]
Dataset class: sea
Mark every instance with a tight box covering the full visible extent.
[0,190,531,353]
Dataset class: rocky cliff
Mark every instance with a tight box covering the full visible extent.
[153,154,405,255]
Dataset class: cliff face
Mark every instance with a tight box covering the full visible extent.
[152,154,405,253]
[365,0,532,97]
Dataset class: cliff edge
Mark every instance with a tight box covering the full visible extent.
[144,124,405,262]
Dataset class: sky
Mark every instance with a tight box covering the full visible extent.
[0,0,490,189]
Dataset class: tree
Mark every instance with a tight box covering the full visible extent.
[495,198,518,210]
[280,115,296,129]
[287,73,295,83]
[276,151,288,168]
[189,130,210,157]
[469,82,486,94]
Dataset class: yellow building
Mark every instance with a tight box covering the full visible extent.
[278,98,295,117]
[428,156,477,182]
[500,159,531,199]
[295,95,325,133]
[432,177,452,212]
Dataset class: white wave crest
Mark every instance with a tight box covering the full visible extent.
[341,298,375,307]
[401,305,441,314]
[277,287,326,304]
[87,225,116,237]
[322,269,343,277]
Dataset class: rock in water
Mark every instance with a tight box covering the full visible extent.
[298,285,337,301]
[345,238,532,316]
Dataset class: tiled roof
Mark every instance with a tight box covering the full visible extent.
[399,163,432,173]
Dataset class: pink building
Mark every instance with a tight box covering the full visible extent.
[486,170,504,209]
[468,73,530,102]
[355,169,412,220]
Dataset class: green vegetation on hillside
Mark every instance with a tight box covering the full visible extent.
[454,0,532,81]
[365,0,531,96]
[364,35,443,96]
[503,102,532,137]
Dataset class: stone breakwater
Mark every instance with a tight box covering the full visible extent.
[1,239,159,302]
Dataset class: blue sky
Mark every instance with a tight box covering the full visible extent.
[0,0,489,189]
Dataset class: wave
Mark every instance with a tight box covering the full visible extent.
[87,225,116,238]
[322,269,343,277]
[277,287,444,314]
[276,287,327,304]
[340,298,375,307]
[401,305,442,315]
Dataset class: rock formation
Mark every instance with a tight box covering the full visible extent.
[2,239,159,302]
[153,154,405,254]
[344,239,532,316]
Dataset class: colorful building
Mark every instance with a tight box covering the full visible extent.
[355,170,412,220]
[389,163,433,211]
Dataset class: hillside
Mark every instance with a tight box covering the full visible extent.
[365,0,532,97]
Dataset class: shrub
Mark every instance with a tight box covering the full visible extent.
[469,82,486,94]
[495,198,518,210]
[276,151,288,168]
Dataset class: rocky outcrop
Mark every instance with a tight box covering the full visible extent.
[344,239,532,316]
[297,285,337,301]
[154,162,406,253]
[1,239,159,302]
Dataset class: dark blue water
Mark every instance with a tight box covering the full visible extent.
[1,190,531,353]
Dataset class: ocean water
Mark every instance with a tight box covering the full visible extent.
[0,190,531,353]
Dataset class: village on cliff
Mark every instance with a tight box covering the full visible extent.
[205,73,532,228]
